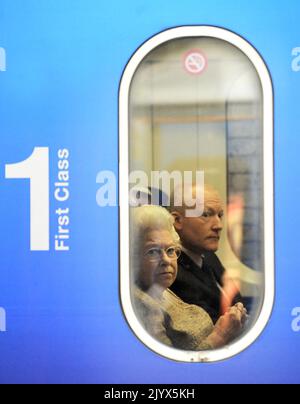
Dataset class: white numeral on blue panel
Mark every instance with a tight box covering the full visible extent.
[5,147,50,251]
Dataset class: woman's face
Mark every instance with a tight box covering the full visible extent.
[139,229,178,291]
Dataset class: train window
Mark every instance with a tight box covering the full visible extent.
[119,26,274,362]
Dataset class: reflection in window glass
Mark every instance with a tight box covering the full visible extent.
[121,31,273,361]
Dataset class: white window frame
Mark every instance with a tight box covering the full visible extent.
[119,26,274,362]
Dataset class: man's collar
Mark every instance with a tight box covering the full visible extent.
[181,247,205,269]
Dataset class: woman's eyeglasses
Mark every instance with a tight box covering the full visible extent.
[144,246,181,262]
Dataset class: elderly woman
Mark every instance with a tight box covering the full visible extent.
[131,205,247,350]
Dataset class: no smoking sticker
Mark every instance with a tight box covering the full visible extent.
[183,50,207,75]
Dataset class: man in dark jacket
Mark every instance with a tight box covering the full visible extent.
[170,184,244,324]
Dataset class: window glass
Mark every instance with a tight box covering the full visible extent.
[120,27,274,362]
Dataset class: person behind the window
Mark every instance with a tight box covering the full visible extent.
[131,205,247,351]
[169,183,244,324]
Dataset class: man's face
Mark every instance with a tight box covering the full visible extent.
[173,189,224,254]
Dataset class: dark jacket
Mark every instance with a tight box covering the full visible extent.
[170,251,242,324]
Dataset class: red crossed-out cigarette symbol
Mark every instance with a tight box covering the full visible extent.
[183,50,207,75]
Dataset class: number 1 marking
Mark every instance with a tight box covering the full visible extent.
[5,147,50,251]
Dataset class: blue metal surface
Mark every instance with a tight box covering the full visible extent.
[0,0,299,383]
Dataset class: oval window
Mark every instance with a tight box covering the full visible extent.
[119,26,274,362]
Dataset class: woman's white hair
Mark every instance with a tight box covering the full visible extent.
[131,205,180,255]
